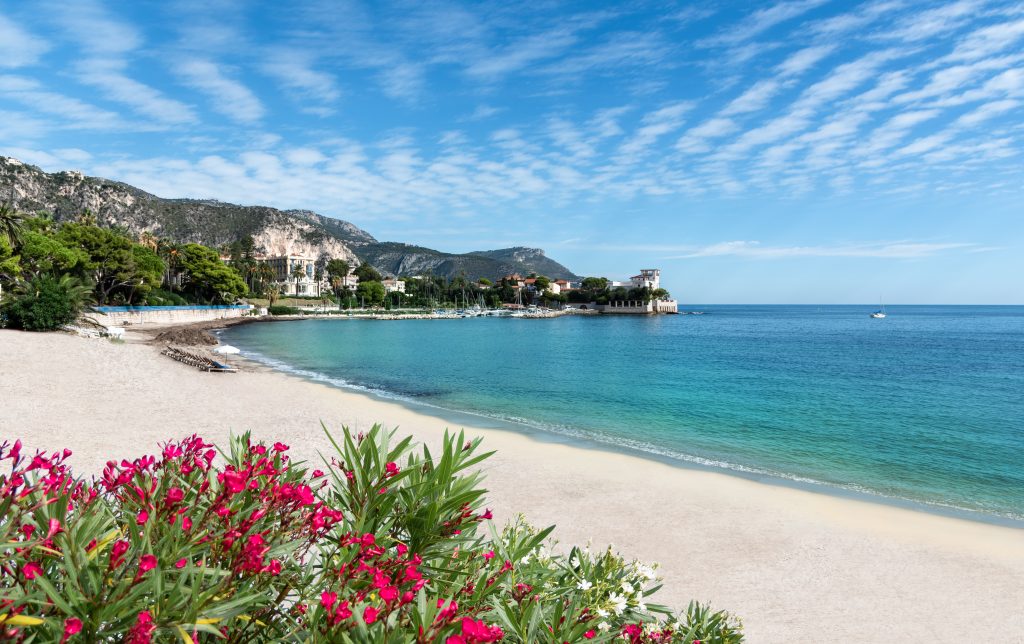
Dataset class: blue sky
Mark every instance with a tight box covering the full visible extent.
[1,0,1022,303]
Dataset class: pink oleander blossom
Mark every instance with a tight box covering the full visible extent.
[61,617,82,643]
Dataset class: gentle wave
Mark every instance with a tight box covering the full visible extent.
[236,348,1024,524]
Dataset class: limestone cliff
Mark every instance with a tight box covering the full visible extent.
[0,156,579,281]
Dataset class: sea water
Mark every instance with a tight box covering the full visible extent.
[221,306,1024,523]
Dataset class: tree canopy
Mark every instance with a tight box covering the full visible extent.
[56,223,164,305]
[177,244,247,303]
[353,261,382,283]
[356,280,385,306]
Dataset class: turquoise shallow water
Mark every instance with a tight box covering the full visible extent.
[222,306,1024,522]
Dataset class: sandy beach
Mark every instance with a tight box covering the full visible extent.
[2,328,1022,642]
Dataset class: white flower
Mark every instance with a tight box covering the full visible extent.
[595,608,609,618]
[608,593,627,615]
[637,563,657,581]
[570,556,581,568]
[520,552,531,565]
[598,622,611,632]
[621,580,633,594]
[577,579,592,591]
[637,600,647,612]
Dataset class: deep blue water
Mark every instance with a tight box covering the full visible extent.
[221,306,1024,522]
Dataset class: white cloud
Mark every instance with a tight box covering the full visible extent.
[879,0,983,42]
[379,62,424,101]
[946,18,1024,62]
[676,118,738,153]
[895,132,953,157]
[955,98,1020,126]
[808,0,906,37]
[776,44,836,77]
[0,75,123,129]
[711,0,830,45]
[0,13,49,68]
[722,80,782,115]
[465,28,578,79]
[78,59,197,125]
[617,102,692,159]
[55,0,141,55]
[262,51,341,110]
[176,59,265,124]
[670,240,981,259]
[466,104,504,121]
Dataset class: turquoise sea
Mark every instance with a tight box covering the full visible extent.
[221,306,1024,524]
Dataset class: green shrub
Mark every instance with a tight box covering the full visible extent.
[144,288,188,306]
[268,305,300,315]
[0,274,92,331]
[0,426,743,643]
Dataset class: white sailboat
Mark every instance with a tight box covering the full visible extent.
[870,300,886,318]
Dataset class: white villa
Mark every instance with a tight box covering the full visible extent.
[630,269,661,290]
[382,278,406,294]
[264,255,326,296]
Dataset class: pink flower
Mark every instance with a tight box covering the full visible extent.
[311,469,325,478]
[362,606,379,624]
[584,630,596,639]
[384,461,400,478]
[128,611,155,644]
[380,585,399,602]
[321,591,337,608]
[166,487,184,503]
[110,540,130,568]
[480,509,493,520]
[175,558,187,569]
[273,442,289,452]
[22,561,42,579]
[61,617,83,643]
[138,554,158,574]
[136,510,149,525]
[482,550,495,561]
[181,516,193,531]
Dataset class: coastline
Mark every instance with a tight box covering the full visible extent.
[2,328,1023,641]
[229,335,1023,529]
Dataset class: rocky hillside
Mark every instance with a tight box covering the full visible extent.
[470,248,581,280]
[0,156,579,281]
[0,156,368,263]
[359,243,578,281]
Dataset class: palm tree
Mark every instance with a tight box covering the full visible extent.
[0,204,25,251]
[291,266,306,297]
[266,283,281,311]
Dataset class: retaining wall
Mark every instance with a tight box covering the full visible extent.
[93,305,254,327]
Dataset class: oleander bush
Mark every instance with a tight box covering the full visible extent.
[267,305,301,316]
[0,426,743,643]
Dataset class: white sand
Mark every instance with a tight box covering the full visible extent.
[1,329,1022,642]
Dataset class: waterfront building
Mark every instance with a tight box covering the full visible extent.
[264,255,325,296]
[382,278,405,294]
[630,269,661,290]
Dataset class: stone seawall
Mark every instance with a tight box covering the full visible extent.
[93,305,253,327]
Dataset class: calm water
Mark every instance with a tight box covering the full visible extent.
[222,306,1024,522]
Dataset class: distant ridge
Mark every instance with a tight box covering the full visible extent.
[0,156,579,281]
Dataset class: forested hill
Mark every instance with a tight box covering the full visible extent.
[0,156,579,281]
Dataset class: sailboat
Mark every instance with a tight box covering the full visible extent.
[870,299,886,318]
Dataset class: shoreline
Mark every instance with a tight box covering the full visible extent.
[217,319,1024,530]
[4,328,1023,641]
[233,339,1024,529]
